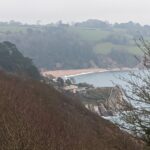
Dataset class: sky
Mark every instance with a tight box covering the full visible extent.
[0,0,149,25]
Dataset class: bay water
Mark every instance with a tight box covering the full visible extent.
[73,70,131,87]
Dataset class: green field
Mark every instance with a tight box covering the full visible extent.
[69,27,110,42]
[69,26,145,56]
[93,42,142,55]
[0,26,27,33]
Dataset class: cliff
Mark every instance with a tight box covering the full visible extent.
[77,86,131,116]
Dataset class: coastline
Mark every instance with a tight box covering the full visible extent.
[42,68,135,78]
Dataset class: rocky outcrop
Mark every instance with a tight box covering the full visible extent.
[80,86,131,116]
[104,86,130,112]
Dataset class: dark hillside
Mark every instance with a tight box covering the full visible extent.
[0,71,143,150]
[0,41,41,80]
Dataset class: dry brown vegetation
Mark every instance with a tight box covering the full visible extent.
[0,71,144,150]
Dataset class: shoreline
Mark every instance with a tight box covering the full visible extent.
[42,68,136,78]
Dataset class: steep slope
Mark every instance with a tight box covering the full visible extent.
[0,71,143,150]
[0,41,41,80]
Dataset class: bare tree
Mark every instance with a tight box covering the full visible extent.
[118,37,150,146]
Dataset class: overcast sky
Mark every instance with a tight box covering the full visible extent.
[0,0,149,25]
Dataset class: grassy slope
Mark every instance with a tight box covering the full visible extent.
[93,42,142,55]
[0,26,27,33]
[69,27,110,42]
[69,26,144,55]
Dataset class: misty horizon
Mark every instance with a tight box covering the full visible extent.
[1,19,150,26]
[0,0,150,25]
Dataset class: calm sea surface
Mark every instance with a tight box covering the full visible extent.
[73,71,133,87]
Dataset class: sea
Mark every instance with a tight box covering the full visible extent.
[72,69,150,109]
[72,70,150,125]
[72,70,132,88]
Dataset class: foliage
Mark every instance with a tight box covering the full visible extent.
[109,49,138,67]
[57,77,65,87]
[77,82,94,88]
[65,78,72,85]
[0,41,41,80]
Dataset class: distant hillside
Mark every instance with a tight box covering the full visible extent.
[0,41,41,79]
[71,20,149,57]
[0,71,143,150]
[0,20,149,69]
